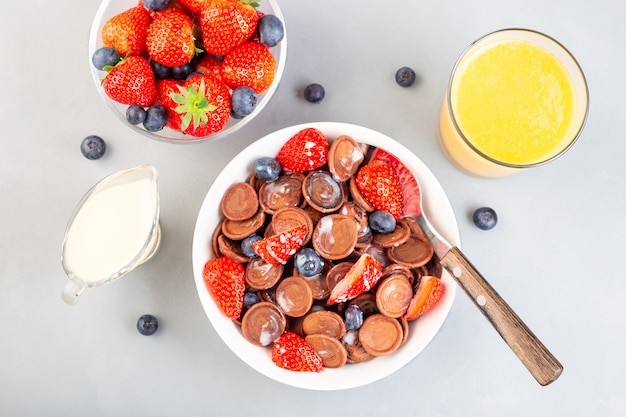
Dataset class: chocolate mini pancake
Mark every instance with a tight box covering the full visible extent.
[221,182,259,221]
[241,302,286,347]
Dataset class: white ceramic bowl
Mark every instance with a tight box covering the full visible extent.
[88,0,287,144]
[192,122,460,390]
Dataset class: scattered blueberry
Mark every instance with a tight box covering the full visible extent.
[369,210,396,234]
[295,248,324,277]
[243,291,260,310]
[473,207,498,230]
[137,314,159,336]
[126,104,146,125]
[171,62,195,80]
[258,14,285,47]
[141,0,169,11]
[91,47,120,70]
[143,104,168,132]
[344,304,363,331]
[303,83,325,103]
[253,157,281,182]
[395,66,416,87]
[231,86,258,117]
[151,61,171,79]
[241,234,262,258]
[80,135,106,160]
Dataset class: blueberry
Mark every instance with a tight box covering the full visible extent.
[91,47,120,70]
[344,304,363,331]
[230,110,245,120]
[395,66,416,87]
[151,61,171,79]
[231,86,258,117]
[171,62,195,80]
[141,0,169,11]
[258,14,284,47]
[241,234,262,258]
[243,291,260,309]
[137,314,159,336]
[473,207,498,230]
[369,210,396,234]
[295,248,324,277]
[80,135,106,160]
[253,157,281,182]
[143,104,168,132]
[303,83,325,103]
[126,104,146,125]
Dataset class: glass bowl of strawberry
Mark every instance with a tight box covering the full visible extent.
[88,0,287,144]
[192,122,461,390]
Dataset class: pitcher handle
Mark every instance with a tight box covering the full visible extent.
[62,279,88,305]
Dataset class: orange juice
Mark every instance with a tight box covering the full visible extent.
[439,29,588,177]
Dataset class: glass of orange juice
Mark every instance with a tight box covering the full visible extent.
[439,29,589,177]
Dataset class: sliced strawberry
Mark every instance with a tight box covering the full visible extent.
[355,160,404,219]
[404,275,444,321]
[271,332,324,372]
[275,128,329,173]
[203,256,246,319]
[328,253,383,304]
[371,148,421,217]
[251,224,307,265]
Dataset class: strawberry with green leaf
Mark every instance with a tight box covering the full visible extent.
[272,332,324,372]
[146,11,198,67]
[103,56,157,107]
[221,41,276,93]
[170,74,231,137]
[101,6,151,56]
[200,0,260,56]
[355,160,404,219]
[203,256,246,319]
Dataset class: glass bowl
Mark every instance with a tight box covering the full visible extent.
[88,0,287,144]
[191,122,461,390]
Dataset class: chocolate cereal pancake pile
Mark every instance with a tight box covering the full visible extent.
[203,128,445,372]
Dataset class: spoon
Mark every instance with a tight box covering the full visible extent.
[414,199,563,385]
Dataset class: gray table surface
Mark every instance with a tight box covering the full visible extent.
[2,0,625,415]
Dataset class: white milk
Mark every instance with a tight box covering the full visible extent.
[63,176,157,283]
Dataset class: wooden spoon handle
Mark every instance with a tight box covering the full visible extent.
[441,247,563,386]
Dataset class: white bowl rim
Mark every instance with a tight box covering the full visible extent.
[191,122,460,390]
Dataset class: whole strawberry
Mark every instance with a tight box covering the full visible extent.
[146,11,197,67]
[101,6,151,56]
[271,332,324,372]
[275,128,329,173]
[156,78,184,131]
[177,0,211,14]
[203,256,246,319]
[170,74,231,137]
[200,0,260,56]
[103,56,157,107]
[355,160,404,219]
[221,41,276,93]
